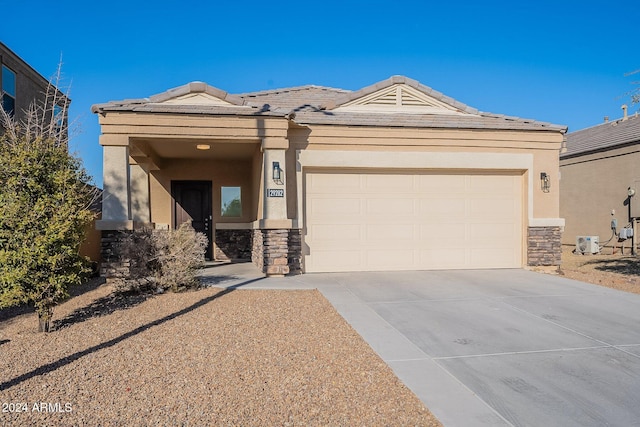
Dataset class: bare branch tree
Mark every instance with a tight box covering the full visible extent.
[623,69,640,108]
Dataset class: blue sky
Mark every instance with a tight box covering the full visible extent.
[1,0,637,187]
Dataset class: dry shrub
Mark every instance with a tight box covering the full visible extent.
[116,224,207,293]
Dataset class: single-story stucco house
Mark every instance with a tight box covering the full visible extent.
[92,75,567,277]
[560,109,640,254]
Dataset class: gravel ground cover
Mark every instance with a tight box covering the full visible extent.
[560,245,640,294]
[0,280,440,426]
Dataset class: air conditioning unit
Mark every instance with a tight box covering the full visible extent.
[576,236,600,254]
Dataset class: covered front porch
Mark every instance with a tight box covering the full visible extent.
[93,85,300,276]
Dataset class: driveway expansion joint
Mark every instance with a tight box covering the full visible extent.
[431,345,612,360]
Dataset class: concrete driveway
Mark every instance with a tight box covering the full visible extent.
[201,265,640,427]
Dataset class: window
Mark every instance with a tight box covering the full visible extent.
[2,65,16,117]
[221,186,241,217]
[53,104,64,133]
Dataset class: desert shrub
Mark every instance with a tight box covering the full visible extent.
[116,224,207,293]
[153,223,208,292]
[113,227,157,293]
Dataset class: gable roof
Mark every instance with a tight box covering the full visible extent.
[92,76,567,133]
[562,113,640,158]
[325,75,479,114]
[149,81,245,106]
[91,82,281,117]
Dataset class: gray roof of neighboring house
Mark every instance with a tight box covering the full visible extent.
[92,76,567,133]
[562,113,640,158]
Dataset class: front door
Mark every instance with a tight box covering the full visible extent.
[172,181,213,260]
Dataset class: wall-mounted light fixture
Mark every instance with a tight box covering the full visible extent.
[196,144,211,150]
[540,172,550,193]
[272,161,283,183]
[628,187,636,198]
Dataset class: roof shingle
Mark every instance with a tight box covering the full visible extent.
[562,114,640,158]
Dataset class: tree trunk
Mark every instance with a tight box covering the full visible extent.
[37,308,52,333]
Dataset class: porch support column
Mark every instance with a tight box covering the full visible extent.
[130,162,151,224]
[262,148,288,223]
[256,137,295,277]
[96,141,133,230]
[95,138,134,280]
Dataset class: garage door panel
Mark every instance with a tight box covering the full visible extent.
[366,224,415,241]
[305,171,522,273]
[309,250,362,271]
[468,175,516,192]
[366,198,415,215]
[310,197,361,215]
[418,174,466,192]
[367,250,415,269]
[310,223,361,241]
[366,174,414,190]
[420,223,460,241]
[469,223,518,241]
[421,198,467,218]
[309,173,361,191]
[469,198,519,217]
[420,249,467,268]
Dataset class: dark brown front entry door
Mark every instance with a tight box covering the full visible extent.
[172,181,213,260]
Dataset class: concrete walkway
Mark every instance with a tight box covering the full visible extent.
[199,263,640,427]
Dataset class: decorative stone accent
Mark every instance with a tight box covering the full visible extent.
[263,229,290,276]
[288,229,302,275]
[214,229,252,261]
[527,226,562,266]
[100,230,132,279]
[251,229,264,271]
[251,228,303,276]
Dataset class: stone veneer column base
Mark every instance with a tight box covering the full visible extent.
[251,229,302,277]
[527,226,562,267]
[214,229,252,261]
[99,230,132,279]
[251,229,264,272]
[287,229,302,275]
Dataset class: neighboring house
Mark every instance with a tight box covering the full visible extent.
[560,109,640,252]
[92,76,567,277]
[1,42,102,263]
[0,41,64,126]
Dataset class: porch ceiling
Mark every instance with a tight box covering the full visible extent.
[132,138,260,160]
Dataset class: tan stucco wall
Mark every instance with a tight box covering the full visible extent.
[288,125,563,223]
[560,145,640,246]
[149,159,255,228]
[97,113,289,143]
[80,215,102,264]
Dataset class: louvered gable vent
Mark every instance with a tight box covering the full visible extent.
[335,84,469,115]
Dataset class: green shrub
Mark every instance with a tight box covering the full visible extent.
[0,128,95,332]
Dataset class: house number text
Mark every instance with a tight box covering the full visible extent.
[267,189,284,197]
